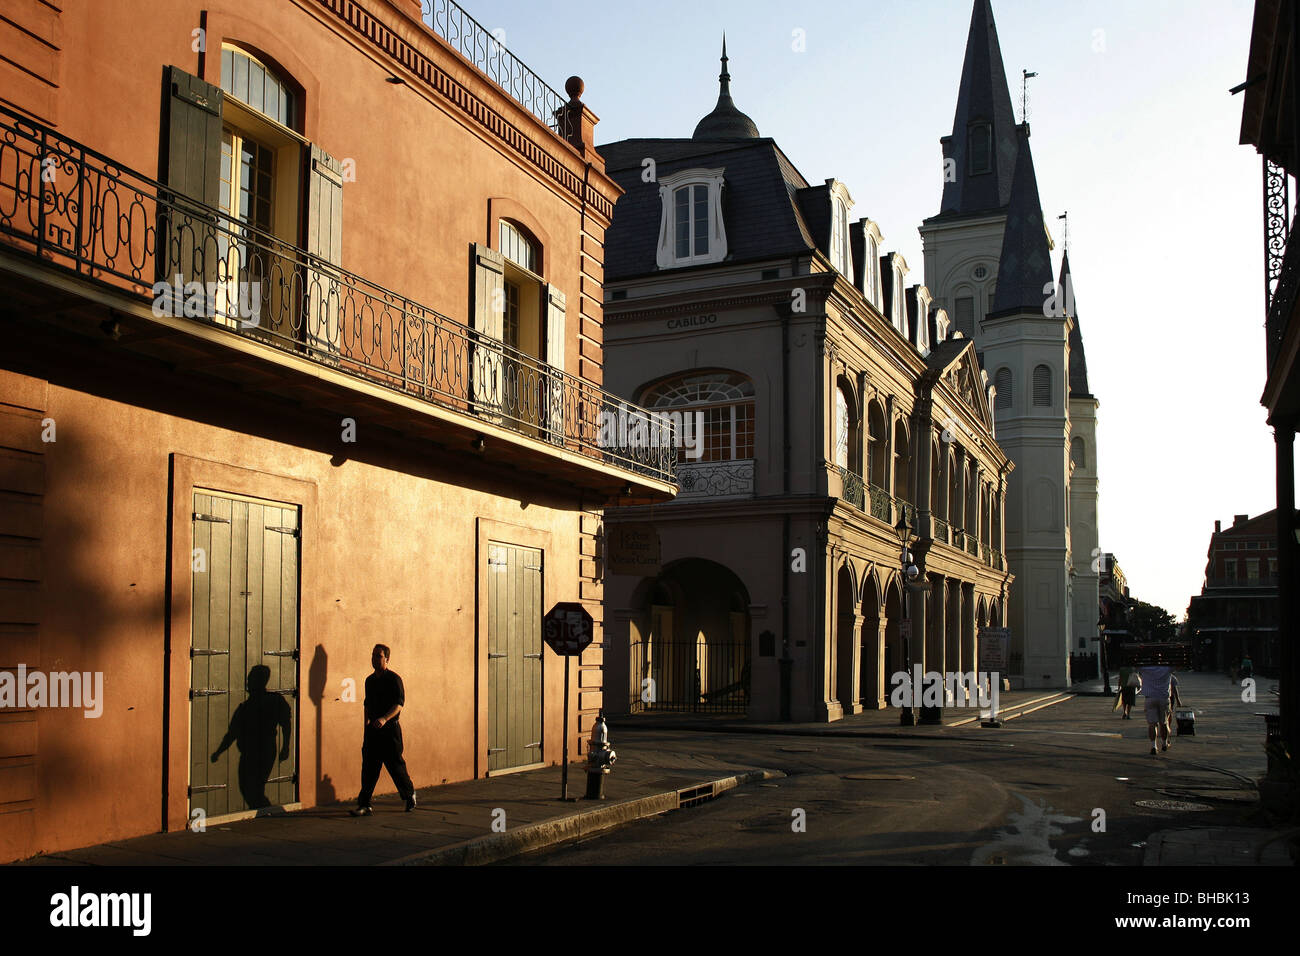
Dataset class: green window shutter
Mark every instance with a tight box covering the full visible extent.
[471,243,505,418]
[161,65,223,292]
[304,144,343,357]
[545,283,566,444]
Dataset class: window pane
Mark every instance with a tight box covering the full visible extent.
[694,186,709,255]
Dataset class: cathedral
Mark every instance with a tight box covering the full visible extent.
[920,0,1101,688]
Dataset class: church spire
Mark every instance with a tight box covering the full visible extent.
[989,124,1053,316]
[693,35,760,140]
[1061,252,1093,398]
[938,0,1021,217]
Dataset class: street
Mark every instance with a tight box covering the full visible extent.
[511,672,1271,865]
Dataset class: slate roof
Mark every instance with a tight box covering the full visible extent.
[988,124,1054,317]
[935,0,1022,220]
[1061,252,1093,398]
[597,137,820,281]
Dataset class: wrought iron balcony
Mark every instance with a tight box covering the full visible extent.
[867,482,892,523]
[675,458,754,499]
[836,465,865,510]
[932,515,951,545]
[420,0,572,140]
[0,106,674,485]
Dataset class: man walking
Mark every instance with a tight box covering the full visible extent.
[351,644,417,816]
[1136,663,1178,756]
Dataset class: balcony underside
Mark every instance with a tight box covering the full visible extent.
[0,252,675,502]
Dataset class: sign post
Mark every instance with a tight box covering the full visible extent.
[978,626,1010,727]
[543,602,594,800]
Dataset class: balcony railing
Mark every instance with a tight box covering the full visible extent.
[932,515,951,545]
[1205,576,1279,589]
[0,106,674,484]
[837,465,865,510]
[867,482,893,523]
[420,0,572,140]
[675,459,754,499]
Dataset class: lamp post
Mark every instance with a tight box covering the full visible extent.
[896,509,918,727]
[1098,615,1111,695]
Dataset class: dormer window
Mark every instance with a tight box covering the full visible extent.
[827,180,854,282]
[867,235,880,308]
[656,167,727,268]
[968,122,992,175]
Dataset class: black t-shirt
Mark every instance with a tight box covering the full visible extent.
[364,670,405,724]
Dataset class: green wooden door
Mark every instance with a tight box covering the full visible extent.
[486,542,542,772]
[190,492,299,818]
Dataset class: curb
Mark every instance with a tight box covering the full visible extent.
[382,768,785,866]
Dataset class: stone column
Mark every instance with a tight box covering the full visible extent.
[929,575,948,701]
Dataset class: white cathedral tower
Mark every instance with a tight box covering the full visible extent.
[919,0,1101,688]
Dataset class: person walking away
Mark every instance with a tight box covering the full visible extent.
[1120,665,1139,720]
[350,644,417,816]
[1137,663,1176,755]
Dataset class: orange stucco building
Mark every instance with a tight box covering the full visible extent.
[0,0,673,861]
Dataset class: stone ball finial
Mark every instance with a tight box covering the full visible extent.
[565,75,584,103]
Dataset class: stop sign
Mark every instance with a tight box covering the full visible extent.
[543,602,593,656]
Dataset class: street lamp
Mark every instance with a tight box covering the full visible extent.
[1098,614,1111,695]
[896,509,919,727]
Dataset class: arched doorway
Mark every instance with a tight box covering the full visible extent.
[860,571,883,709]
[630,558,751,714]
[835,564,860,715]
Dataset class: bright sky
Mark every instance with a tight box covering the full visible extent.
[469,0,1270,619]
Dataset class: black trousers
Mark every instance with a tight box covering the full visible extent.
[358,723,414,806]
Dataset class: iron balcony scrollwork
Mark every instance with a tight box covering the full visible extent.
[0,106,674,485]
[837,466,865,510]
[867,483,892,522]
[675,459,755,499]
[1265,157,1299,375]
[420,0,573,140]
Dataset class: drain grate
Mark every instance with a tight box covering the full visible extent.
[677,783,716,809]
[1134,799,1214,812]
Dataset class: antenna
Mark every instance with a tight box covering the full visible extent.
[1057,211,1069,252]
[1021,69,1039,123]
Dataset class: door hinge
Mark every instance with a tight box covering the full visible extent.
[267,687,299,697]
[192,512,231,524]
[190,688,229,698]
[265,526,299,537]
[188,783,227,795]
[524,653,541,660]
[488,652,507,659]
[266,773,297,785]
[487,747,506,754]
[263,649,299,659]
[190,648,229,657]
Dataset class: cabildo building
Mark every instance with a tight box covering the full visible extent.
[0,0,674,861]
[598,41,1013,723]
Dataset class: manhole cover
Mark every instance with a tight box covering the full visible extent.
[842,773,915,781]
[1133,799,1214,812]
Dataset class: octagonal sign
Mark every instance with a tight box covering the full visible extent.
[543,602,593,657]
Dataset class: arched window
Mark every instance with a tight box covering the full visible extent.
[221,46,297,128]
[643,370,755,462]
[867,236,880,308]
[1033,365,1052,407]
[1071,437,1086,468]
[893,419,910,502]
[499,220,538,273]
[835,387,850,469]
[994,367,1012,410]
[867,400,887,487]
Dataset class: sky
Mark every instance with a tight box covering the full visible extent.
[464,0,1270,618]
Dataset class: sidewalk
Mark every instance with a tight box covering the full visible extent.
[610,687,1076,736]
[1144,827,1296,865]
[15,741,782,867]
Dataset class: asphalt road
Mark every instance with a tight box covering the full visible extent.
[510,671,1272,865]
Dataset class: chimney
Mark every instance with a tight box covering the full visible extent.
[1233,514,1249,527]
[1214,520,1221,534]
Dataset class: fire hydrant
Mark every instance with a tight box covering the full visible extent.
[584,711,616,800]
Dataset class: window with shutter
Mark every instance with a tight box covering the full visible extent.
[1033,365,1051,407]
[955,296,975,336]
[994,367,1012,410]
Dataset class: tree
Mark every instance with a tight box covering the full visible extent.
[1127,600,1177,642]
